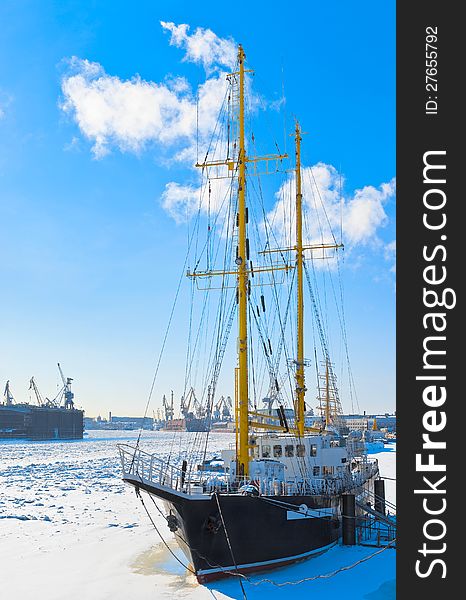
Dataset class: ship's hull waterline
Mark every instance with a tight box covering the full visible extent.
[124,474,376,583]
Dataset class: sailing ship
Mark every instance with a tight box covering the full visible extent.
[119,45,379,583]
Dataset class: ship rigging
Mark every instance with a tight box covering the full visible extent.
[119,44,379,583]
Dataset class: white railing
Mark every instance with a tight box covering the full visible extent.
[118,444,194,491]
[118,444,379,498]
[351,458,379,488]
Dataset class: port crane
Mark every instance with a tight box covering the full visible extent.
[180,387,198,417]
[29,377,46,407]
[53,363,75,409]
[213,396,233,420]
[28,367,74,409]
[162,392,174,421]
[180,387,210,419]
[3,381,15,406]
[29,377,59,408]
[193,394,206,419]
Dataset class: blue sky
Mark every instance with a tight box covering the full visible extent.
[0,1,395,417]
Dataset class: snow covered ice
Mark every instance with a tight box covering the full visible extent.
[0,431,395,599]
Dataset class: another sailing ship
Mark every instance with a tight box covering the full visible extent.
[119,45,379,583]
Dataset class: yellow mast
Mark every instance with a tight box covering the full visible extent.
[294,122,306,437]
[325,358,331,427]
[256,114,345,436]
[292,126,344,434]
[236,45,249,476]
[190,45,288,472]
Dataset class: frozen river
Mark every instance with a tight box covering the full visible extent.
[0,430,396,599]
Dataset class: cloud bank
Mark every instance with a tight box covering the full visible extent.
[267,162,395,250]
[61,58,227,159]
[59,22,395,264]
[60,23,236,159]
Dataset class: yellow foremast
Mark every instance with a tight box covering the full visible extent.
[294,122,306,437]
[190,45,287,477]
[236,45,249,476]
[189,44,348,476]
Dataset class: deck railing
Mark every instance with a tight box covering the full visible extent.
[118,444,379,497]
[118,444,196,491]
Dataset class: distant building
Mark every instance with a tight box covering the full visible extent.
[340,413,396,432]
[84,415,153,430]
[110,416,153,428]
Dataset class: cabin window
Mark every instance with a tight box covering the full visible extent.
[341,457,347,463]
[296,444,305,457]
[313,466,320,476]
[285,445,294,457]
[273,445,282,458]
[310,444,317,457]
[322,466,334,476]
[262,445,271,458]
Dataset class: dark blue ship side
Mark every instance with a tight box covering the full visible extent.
[0,404,84,439]
[1,369,83,440]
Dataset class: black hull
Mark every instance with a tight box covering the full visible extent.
[124,475,354,583]
[0,405,84,440]
[0,432,84,440]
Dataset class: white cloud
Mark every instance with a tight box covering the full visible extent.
[266,163,395,251]
[58,23,394,270]
[345,179,395,244]
[161,178,233,226]
[161,182,200,223]
[160,22,236,72]
[60,57,229,159]
[60,21,239,160]
[59,23,273,170]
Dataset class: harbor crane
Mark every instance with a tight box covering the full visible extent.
[223,396,233,419]
[29,377,45,407]
[193,393,206,419]
[3,381,15,406]
[181,387,198,417]
[181,387,208,419]
[163,392,174,421]
[57,363,75,409]
[29,377,57,408]
[213,396,233,420]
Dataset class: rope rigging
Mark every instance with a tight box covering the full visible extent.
[123,48,389,595]
[133,42,361,477]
